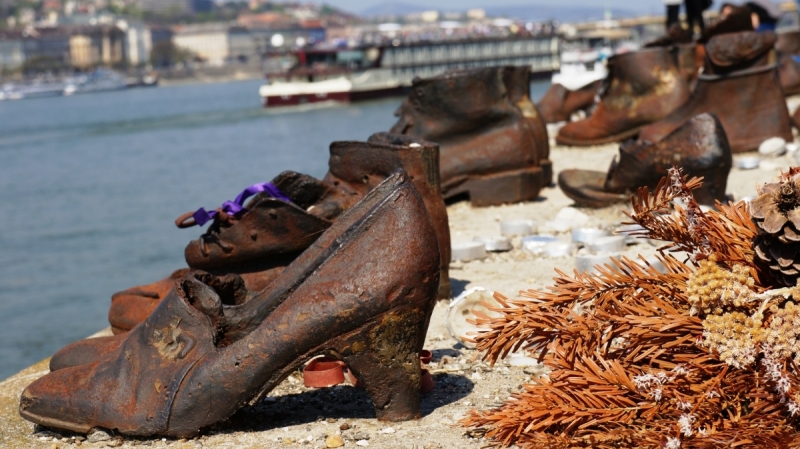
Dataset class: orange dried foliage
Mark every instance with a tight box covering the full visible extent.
[460,170,800,449]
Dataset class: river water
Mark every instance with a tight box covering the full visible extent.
[0,78,550,379]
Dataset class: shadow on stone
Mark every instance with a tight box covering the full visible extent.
[209,374,475,435]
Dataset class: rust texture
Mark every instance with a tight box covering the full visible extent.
[638,31,793,153]
[535,80,602,124]
[556,46,691,146]
[390,66,549,206]
[558,113,732,208]
[21,172,441,437]
[104,133,451,337]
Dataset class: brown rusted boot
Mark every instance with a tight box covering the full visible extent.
[108,134,450,335]
[558,113,732,208]
[536,80,602,124]
[638,31,792,153]
[644,25,699,87]
[390,66,546,206]
[502,65,552,185]
[777,31,800,96]
[556,46,691,146]
[21,172,441,437]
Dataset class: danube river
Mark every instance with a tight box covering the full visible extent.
[0,78,550,379]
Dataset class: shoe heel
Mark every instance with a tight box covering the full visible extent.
[464,166,544,207]
[338,306,428,421]
[540,159,553,186]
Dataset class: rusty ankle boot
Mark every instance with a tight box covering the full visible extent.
[638,31,792,153]
[777,31,800,96]
[107,134,450,335]
[390,66,546,206]
[21,172,440,437]
[556,46,691,146]
[502,65,553,185]
[558,113,732,208]
[536,80,603,124]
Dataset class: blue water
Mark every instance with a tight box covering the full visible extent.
[0,78,551,379]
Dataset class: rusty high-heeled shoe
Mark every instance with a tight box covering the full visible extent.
[558,113,732,208]
[21,171,440,437]
[109,133,451,334]
[390,66,547,206]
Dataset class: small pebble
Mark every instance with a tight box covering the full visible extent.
[339,423,351,431]
[87,429,112,443]
[326,435,345,448]
[381,427,396,434]
[357,440,369,447]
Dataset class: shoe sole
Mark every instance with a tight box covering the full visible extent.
[443,166,545,207]
[555,125,646,147]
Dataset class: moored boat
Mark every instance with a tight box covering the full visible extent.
[63,69,127,96]
[260,35,560,108]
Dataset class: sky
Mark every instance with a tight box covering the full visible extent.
[320,0,667,15]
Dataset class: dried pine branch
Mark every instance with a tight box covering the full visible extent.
[461,168,800,449]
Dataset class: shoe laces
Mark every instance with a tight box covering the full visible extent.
[175,182,292,255]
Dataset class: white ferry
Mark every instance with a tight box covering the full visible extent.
[259,35,560,107]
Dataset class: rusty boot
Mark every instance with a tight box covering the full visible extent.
[556,46,691,146]
[638,31,792,153]
[390,66,546,206]
[109,134,450,335]
[502,65,553,185]
[777,31,800,96]
[536,80,603,125]
[558,113,732,208]
[21,172,440,437]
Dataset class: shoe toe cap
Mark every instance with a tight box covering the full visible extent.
[20,364,99,433]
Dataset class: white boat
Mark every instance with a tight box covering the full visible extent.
[260,35,561,108]
[63,69,128,95]
[0,80,64,100]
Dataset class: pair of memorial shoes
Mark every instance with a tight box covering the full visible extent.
[20,172,441,438]
[105,133,451,335]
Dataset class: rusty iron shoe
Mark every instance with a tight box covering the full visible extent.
[777,31,800,96]
[502,65,553,185]
[109,133,451,335]
[21,172,441,437]
[390,66,547,206]
[558,113,732,208]
[536,80,603,124]
[556,46,691,146]
[778,54,800,96]
[638,31,792,154]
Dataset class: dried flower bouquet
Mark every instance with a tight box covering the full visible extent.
[461,168,800,449]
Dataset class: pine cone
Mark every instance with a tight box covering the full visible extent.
[751,169,800,287]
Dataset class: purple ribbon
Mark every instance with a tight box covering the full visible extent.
[192,182,291,227]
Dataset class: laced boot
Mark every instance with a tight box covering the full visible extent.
[536,80,603,124]
[638,31,792,153]
[558,113,732,208]
[390,66,546,206]
[502,65,552,185]
[21,172,441,436]
[108,134,450,335]
[556,46,691,146]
